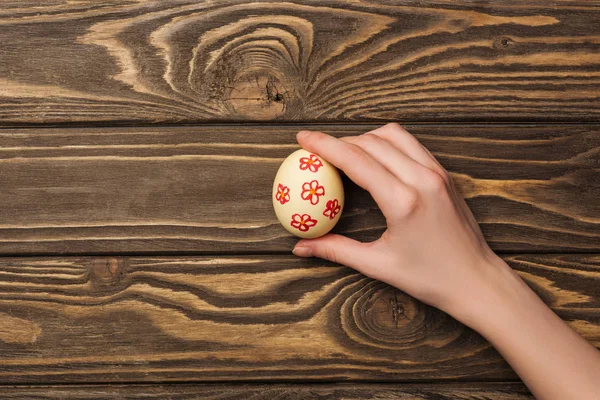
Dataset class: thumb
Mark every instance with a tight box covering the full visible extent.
[292,233,375,272]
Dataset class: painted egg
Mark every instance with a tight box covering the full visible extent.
[272,149,344,239]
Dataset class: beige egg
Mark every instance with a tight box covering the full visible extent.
[272,148,345,238]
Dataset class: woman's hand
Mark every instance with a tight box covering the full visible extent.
[292,123,511,321]
[292,123,600,400]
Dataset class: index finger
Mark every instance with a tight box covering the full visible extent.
[297,130,412,217]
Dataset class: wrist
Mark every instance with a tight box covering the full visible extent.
[448,254,538,337]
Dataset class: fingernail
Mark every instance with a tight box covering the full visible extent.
[297,131,311,139]
[292,246,313,257]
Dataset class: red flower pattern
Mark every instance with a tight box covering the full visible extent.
[323,198,341,220]
[299,153,323,173]
[301,180,325,205]
[275,183,290,205]
[290,213,317,232]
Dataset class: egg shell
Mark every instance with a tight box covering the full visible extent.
[272,149,345,239]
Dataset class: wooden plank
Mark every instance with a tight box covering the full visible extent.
[0,254,597,383]
[1,383,533,399]
[0,1,599,124]
[0,124,598,255]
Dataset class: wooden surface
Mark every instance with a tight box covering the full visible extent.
[0,254,597,383]
[1,383,533,399]
[0,124,598,255]
[0,1,599,124]
[1,0,599,397]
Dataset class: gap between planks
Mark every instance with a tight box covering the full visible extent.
[1,122,600,130]
[0,382,533,399]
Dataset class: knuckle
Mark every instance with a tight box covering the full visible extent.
[345,143,368,164]
[360,132,378,142]
[421,169,447,193]
[402,190,421,214]
[390,187,420,218]
[385,122,404,132]
[357,132,380,147]
[311,131,327,146]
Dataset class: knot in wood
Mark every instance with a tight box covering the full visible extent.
[494,37,513,49]
[344,283,427,348]
[344,283,461,353]
[225,73,293,119]
[185,20,305,119]
[365,286,417,331]
[90,257,125,288]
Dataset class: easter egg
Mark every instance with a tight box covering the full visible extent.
[272,149,344,238]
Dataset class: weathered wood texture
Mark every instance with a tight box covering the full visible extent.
[0,254,597,383]
[0,383,533,399]
[0,124,598,255]
[0,1,599,124]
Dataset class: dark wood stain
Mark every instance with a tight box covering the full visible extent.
[0,254,596,383]
[0,1,598,124]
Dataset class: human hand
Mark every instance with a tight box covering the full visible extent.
[292,123,515,322]
[292,123,600,399]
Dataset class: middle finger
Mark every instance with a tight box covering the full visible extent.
[340,133,427,186]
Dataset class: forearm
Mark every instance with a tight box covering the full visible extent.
[455,257,600,400]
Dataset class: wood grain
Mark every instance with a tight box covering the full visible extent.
[0,1,599,124]
[0,124,598,255]
[0,254,597,383]
[1,383,533,399]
